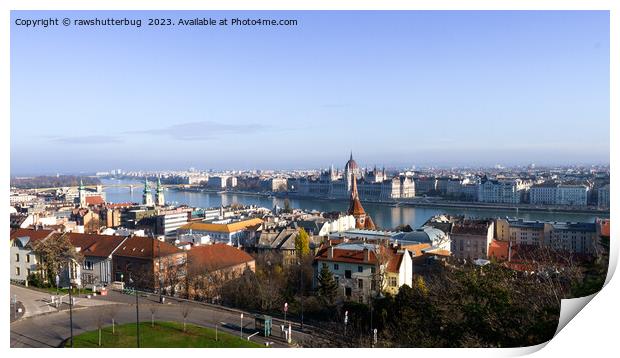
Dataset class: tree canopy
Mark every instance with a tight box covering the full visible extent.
[295,228,311,258]
[32,233,83,284]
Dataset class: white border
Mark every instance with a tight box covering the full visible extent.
[3,1,617,358]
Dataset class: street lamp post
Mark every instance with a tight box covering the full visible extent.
[370,298,373,346]
[240,313,243,338]
[69,280,74,347]
[158,240,164,304]
[129,273,140,348]
[298,260,304,330]
[344,310,348,337]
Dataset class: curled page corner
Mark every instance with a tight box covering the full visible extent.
[555,293,597,336]
[525,232,615,354]
[553,233,616,340]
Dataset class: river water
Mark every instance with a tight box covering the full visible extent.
[102,179,607,230]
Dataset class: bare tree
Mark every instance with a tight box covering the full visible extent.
[180,302,193,332]
[149,304,158,327]
[372,243,392,295]
[161,254,186,297]
[105,304,120,335]
[96,309,105,346]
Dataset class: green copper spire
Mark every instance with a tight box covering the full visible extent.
[143,177,150,194]
[79,178,85,190]
[157,177,163,192]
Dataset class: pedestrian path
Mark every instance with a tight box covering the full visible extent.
[10,284,116,320]
[10,285,57,318]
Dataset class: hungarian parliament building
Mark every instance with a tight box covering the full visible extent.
[293,153,415,201]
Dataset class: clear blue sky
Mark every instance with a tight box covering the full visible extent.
[11,10,609,175]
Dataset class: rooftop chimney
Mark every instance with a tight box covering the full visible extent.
[363,247,370,262]
[328,246,334,259]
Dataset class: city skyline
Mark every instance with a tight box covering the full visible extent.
[11,10,610,174]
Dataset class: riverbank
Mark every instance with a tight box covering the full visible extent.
[397,200,609,216]
[171,188,609,217]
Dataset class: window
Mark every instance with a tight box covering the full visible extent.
[15,253,20,262]
[83,261,94,270]
[16,267,21,276]
[26,255,30,263]
[345,270,352,279]
[357,266,363,273]
[82,274,95,285]
[334,264,339,270]
[27,269,31,276]
[389,277,397,287]
[371,279,376,291]
[322,263,327,269]
[358,279,363,289]
[345,287,352,297]
[371,267,376,274]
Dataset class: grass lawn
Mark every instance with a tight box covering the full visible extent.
[69,321,264,348]
[33,286,94,296]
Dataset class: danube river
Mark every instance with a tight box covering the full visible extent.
[102,179,607,230]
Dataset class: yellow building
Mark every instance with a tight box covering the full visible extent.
[177,218,263,246]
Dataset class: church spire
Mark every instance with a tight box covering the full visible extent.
[155,177,165,206]
[347,175,375,230]
[143,177,150,194]
[143,177,153,206]
[78,178,86,207]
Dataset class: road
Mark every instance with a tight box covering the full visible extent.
[10,286,313,348]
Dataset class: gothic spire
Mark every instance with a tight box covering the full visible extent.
[143,177,150,194]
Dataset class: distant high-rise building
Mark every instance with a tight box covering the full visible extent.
[598,184,610,209]
[142,178,153,206]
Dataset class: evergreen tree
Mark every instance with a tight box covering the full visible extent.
[317,264,338,304]
[283,198,292,213]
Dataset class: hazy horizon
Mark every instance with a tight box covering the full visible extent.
[10,159,610,178]
[11,10,610,174]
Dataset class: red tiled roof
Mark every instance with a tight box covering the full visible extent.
[10,228,54,244]
[402,243,432,257]
[85,196,105,205]
[452,221,491,236]
[488,240,509,260]
[386,252,403,273]
[114,236,182,259]
[66,233,128,258]
[315,246,379,265]
[600,219,610,237]
[425,249,451,257]
[188,244,255,272]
